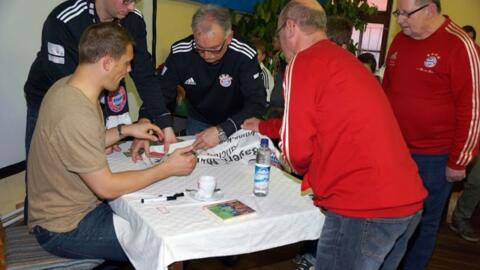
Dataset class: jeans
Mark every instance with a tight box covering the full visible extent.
[453,156,480,219]
[315,210,422,270]
[32,202,129,262]
[24,100,41,224]
[186,117,212,135]
[401,154,452,270]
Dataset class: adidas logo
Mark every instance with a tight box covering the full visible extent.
[184,77,196,85]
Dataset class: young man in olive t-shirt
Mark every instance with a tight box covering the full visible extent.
[27,22,197,262]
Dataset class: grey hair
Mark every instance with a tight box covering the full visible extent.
[416,0,441,12]
[279,1,327,32]
[191,5,232,36]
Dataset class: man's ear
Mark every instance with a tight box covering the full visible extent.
[101,56,113,72]
[425,3,437,17]
[226,31,234,44]
[285,19,296,37]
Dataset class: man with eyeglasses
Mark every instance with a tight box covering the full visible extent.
[24,0,174,222]
[133,4,266,154]
[383,0,480,269]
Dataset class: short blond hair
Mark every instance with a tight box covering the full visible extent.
[79,22,134,64]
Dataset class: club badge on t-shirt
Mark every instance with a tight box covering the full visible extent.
[424,53,440,68]
[107,85,128,113]
[388,51,398,67]
[219,74,233,87]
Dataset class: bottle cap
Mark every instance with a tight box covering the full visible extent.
[260,138,269,147]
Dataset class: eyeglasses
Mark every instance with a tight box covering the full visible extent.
[194,39,227,55]
[122,0,136,5]
[392,3,429,18]
[275,21,287,37]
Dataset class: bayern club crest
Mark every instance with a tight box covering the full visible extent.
[219,74,233,87]
[424,53,440,68]
[107,85,127,113]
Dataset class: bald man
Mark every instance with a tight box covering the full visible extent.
[277,1,426,269]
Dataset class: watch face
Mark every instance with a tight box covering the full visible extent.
[218,132,227,143]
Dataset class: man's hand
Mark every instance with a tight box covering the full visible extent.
[192,126,220,150]
[105,144,122,155]
[446,166,466,182]
[131,139,150,162]
[126,119,161,162]
[162,127,177,153]
[124,122,163,141]
[241,117,261,132]
[161,146,197,176]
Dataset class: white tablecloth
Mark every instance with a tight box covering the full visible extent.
[108,142,323,270]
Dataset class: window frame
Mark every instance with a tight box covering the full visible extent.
[356,0,393,67]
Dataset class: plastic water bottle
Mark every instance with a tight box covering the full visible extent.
[253,138,271,196]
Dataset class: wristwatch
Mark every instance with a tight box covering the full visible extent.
[216,126,228,144]
[117,124,125,139]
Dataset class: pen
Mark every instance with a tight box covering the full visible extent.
[140,192,185,204]
[140,197,171,204]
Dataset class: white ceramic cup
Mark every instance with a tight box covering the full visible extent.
[198,176,216,199]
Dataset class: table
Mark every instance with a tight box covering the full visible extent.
[108,142,323,270]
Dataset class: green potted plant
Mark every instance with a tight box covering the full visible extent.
[232,0,378,59]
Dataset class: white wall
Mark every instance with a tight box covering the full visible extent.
[0,0,64,168]
[0,1,151,169]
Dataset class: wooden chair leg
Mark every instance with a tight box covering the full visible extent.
[447,190,464,224]
[168,261,184,270]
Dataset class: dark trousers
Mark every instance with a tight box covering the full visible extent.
[32,202,129,262]
[401,154,453,270]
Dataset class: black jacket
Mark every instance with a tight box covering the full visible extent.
[149,35,266,136]
[24,0,171,128]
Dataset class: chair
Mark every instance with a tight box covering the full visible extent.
[4,225,103,270]
[446,189,464,224]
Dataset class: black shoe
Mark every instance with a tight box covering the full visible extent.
[449,217,480,242]
[294,254,315,270]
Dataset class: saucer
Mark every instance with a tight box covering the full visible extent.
[187,190,224,202]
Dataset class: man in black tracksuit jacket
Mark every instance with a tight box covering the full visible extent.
[134,4,266,153]
[24,0,173,155]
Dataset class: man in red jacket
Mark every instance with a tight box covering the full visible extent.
[277,1,427,269]
[241,16,353,140]
[383,0,480,269]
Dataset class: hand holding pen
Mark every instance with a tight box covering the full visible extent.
[161,146,197,176]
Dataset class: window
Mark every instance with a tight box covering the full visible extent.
[352,0,393,68]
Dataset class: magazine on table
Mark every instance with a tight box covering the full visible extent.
[204,199,257,222]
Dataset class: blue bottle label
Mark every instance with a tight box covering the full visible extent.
[254,164,270,187]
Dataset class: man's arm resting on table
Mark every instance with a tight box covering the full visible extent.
[191,126,221,150]
[80,146,197,200]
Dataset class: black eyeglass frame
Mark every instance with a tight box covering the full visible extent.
[392,3,430,18]
[275,21,287,37]
[194,38,227,55]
